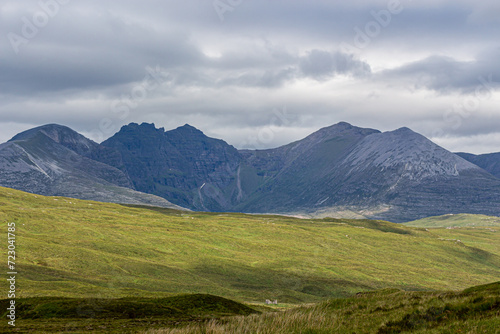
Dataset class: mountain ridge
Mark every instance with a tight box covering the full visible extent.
[101,122,243,211]
[1,121,499,222]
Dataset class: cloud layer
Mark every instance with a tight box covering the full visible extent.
[0,0,499,153]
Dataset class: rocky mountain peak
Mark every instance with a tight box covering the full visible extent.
[3,121,499,223]
[118,122,165,134]
[303,122,379,143]
[179,123,199,131]
[322,121,356,132]
[10,124,85,142]
[168,124,206,138]
[281,122,379,160]
[115,123,207,142]
[319,121,376,134]
[9,123,98,157]
[342,127,480,179]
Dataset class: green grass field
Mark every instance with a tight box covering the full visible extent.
[1,186,499,332]
[0,294,259,333]
[405,213,500,228]
[1,186,499,303]
[1,283,498,333]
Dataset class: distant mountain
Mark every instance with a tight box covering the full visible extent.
[101,123,244,211]
[1,122,499,222]
[238,123,500,222]
[0,124,186,209]
[456,152,500,179]
[238,122,380,212]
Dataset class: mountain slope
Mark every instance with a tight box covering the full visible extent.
[457,152,500,179]
[238,122,380,212]
[0,125,185,209]
[101,123,247,211]
[325,127,499,222]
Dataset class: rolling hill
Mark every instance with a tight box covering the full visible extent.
[405,213,500,228]
[2,186,499,303]
[2,282,498,333]
[147,282,500,334]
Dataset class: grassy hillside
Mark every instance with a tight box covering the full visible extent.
[1,186,499,304]
[405,213,500,228]
[0,294,259,333]
[3,283,498,333]
[145,282,500,334]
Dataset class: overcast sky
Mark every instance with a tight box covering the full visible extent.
[1,0,499,153]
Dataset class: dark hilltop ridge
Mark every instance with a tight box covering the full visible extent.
[1,121,499,222]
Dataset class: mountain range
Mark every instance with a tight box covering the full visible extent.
[1,122,499,222]
[0,124,185,210]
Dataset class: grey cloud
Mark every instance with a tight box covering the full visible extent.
[379,49,500,93]
[299,50,371,80]
[211,48,372,87]
[467,1,500,23]
[1,3,204,95]
[204,1,495,53]
[217,68,296,88]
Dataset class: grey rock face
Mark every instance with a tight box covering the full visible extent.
[342,128,478,179]
[101,123,244,211]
